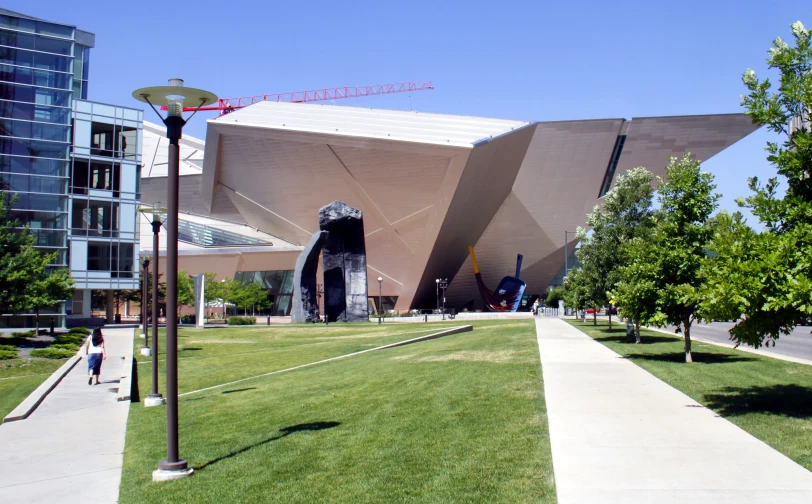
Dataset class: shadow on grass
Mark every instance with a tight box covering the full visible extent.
[180,347,203,352]
[222,387,256,395]
[704,384,812,418]
[0,337,50,349]
[622,352,756,364]
[195,421,341,471]
[596,335,676,345]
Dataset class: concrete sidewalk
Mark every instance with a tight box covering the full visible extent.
[0,327,133,504]
[536,317,812,504]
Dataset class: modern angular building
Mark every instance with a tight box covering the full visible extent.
[0,9,142,328]
[140,101,758,314]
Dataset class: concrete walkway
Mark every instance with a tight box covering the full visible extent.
[0,327,133,504]
[536,317,812,504]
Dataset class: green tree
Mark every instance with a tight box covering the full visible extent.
[575,167,656,330]
[703,21,812,347]
[545,286,565,308]
[233,281,268,316]
[562,267,595,320]
[1,192,33,315]
[621,154,720,362]
[1,190,74,332]
[176,270,195,317]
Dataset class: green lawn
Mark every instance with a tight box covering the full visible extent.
[566,318,812,470]
[0,359,66,419]
[120,320,555,503]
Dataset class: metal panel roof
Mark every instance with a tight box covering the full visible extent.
[142,121,206,177]
[209,101,533,148]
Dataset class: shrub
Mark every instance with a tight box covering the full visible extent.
[227,316,256,325]
[55,334,87,346]
[68,327,91,335]
[50,343,80,352]
[30,348,74,359]
[0,345,18,360]
[11,331,35,338]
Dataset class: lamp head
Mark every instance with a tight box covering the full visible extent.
[377,277,383,282]
[436,278,440,284]
[132,79,217,118]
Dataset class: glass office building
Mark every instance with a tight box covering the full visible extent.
[0,9,141,327]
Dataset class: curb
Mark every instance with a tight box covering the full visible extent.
[645,326,812,366]
[3,353,83,423]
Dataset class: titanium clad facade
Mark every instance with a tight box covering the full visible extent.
[142,102,759,313]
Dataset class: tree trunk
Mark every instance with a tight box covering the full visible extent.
[593,309,597,326]
[608,312,612,330]
[684,320,693,363]
[635,322,641,344]
[35,306,40,334]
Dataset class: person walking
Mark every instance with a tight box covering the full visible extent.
[85,328,106,385]
[532,298,540,316]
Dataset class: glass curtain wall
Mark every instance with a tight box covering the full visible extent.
[0,12,77,326]
[233,270,294,316]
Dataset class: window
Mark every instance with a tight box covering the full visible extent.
[71,199,119,237]
[0,118,69,141]
[0,154,69,176]
[87,242,111,271]
[0,99,71,124]
[0,64,71,90]
[599,135,627,198]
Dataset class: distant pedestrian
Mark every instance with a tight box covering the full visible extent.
[532,299,540,316]
[85,328,106,385]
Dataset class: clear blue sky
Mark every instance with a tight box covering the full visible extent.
[11,0,811,224]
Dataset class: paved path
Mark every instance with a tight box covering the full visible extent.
[536,317,812,504]
[0,327,133,504]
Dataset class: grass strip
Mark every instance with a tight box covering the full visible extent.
[120,320,555,503]
[565,318,812,471]
[0,359,67,418]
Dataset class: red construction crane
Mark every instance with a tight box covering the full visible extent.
[168,81,434,115]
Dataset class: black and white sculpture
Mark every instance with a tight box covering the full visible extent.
[290,201,368,323]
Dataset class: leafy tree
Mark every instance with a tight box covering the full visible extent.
[621,154,720,362]
[1,192,33,315]
[703,21,812,347]
[233,281,268,316]
[545,286,565,308]
[1,190,74,332]
[176,270,195,317]
[562,267,595,320]
[575,167,656,330]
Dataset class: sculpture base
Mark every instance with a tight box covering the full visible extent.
[144,394,165,408]
[140,347,151,356]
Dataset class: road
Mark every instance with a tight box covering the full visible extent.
[669,321,812,363]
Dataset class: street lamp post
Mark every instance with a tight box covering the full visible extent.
[437,278,448,320]
[377,277,383,325]
[142,258,150,346]
[435,278,440,314]
[138,204,167,408]
[133,79,216,482]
